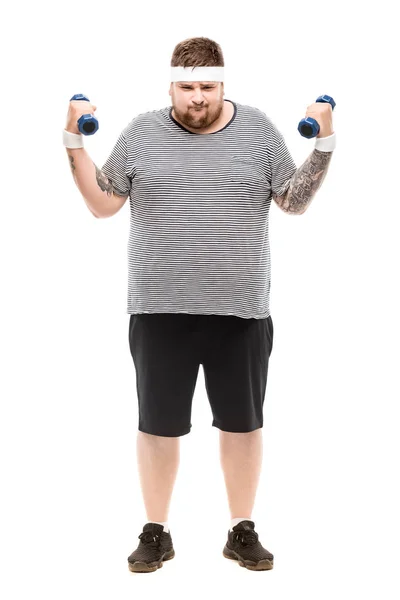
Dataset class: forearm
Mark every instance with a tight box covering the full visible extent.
[283,148,334,214]
[66,147,116,217]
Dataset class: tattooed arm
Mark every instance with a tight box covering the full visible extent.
[66,147,129,217]
[272,148,333,215]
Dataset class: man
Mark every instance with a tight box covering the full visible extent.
[64,36,335,573]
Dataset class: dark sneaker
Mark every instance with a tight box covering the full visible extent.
[223,520,274,571]
[127,523,175,573]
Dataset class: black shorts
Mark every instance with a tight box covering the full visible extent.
[128,313,274,437]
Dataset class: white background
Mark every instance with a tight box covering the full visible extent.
[1,0,399,598]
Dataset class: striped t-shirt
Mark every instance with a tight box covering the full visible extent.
[101,100,297,320]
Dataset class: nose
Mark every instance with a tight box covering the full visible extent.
[192,89,205,104]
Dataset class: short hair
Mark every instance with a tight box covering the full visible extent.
[170,36,224,69]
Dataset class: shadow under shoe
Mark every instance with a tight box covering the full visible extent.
[127,523,175,573]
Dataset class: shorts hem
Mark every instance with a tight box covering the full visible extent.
[138,426,191,437]
[212,421,263,433]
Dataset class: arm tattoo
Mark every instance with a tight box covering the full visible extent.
[67,155,114,197]
[94,163,114,197]
[276,149,333,214]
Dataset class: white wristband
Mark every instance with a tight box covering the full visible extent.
[63,129,84,148]
[314,131,336,152]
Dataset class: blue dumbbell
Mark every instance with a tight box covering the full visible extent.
[70,93,99,135]
[298,95,336,139]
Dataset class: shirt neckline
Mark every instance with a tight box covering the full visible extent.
[168,99,237,135]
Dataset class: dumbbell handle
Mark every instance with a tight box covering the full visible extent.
[298,95,336,139]
[70,93,99,136]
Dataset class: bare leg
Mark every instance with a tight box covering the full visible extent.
[136,431,180,522]
[219,428,263,519]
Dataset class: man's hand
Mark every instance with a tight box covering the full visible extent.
[304,102,334,138]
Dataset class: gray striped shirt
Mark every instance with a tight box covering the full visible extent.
[101,100,297,319]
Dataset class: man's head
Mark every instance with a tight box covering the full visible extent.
[169,37,225,131]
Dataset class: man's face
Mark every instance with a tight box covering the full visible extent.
[169,81,224,131]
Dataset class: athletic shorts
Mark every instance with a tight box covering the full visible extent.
[128,313,274,437]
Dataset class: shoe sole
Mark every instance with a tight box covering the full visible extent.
[128,548,175,573]
[223,546,273,571]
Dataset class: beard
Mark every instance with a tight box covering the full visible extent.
[172,97,224,130]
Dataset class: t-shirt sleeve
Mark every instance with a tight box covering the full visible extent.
[101,131,131,197]
[270,134,297,197]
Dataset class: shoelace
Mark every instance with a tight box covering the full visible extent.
[139,531,161,546]
[232,529,259,546]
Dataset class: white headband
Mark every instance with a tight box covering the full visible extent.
[171,66,224,82]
